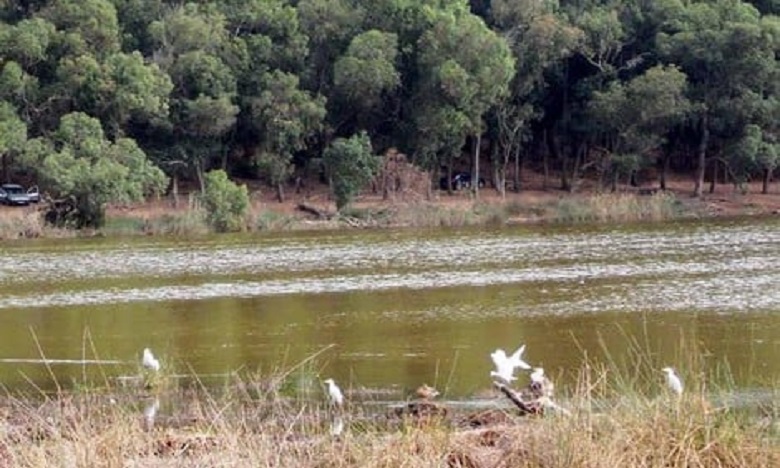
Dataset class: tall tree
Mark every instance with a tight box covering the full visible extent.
[657,0,778,196]
[412,2,514,197]
[0,100,27,182]
[20,112,167,227]
[588,65,690,190]
[250,70,326,202]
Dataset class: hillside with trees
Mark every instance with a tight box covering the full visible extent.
[0,0,778,227]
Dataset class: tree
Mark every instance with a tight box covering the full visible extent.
[490,0,581,193]
[147,4,238,191]
[588,65,690,191]
[0,101,27,182]
[250,70,326,202]
[412,3,515,197]
[200,169,249,232]
[41,0,121,57]
[55,51,172,136]
[20,112,167,228]
[657,0,778,197]
[333,30,399,133]
[323,131,379,210]
[296,0,364,92]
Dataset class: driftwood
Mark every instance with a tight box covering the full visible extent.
[296,203,334,219]
[493,383,544,415]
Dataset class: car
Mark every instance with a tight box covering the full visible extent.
[439,172,486,191]
[0,184,40,206]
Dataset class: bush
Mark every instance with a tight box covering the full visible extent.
[200,170,249,232]
[323,131,379,211]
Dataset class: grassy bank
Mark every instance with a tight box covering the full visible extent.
[2,360,777,467]
[0,190,707,240]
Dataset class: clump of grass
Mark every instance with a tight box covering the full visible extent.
[551,191,683,223]
[0,208,73,239]
[254,210,297,231]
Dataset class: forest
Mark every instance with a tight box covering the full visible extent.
[0,0,778,226]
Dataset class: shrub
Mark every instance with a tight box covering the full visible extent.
[323,131,380,211]
[200,170,249,233]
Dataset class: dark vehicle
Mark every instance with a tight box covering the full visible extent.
[0,184,40,206]
[439,172,486,191]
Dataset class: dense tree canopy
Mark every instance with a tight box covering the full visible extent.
[0,0,777,220]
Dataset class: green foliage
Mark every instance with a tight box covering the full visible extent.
[200,169,249,233]
[334,30,399,105]
[589,65,690,183]
[323,131,379,211]
[413,5,515,168]
[0,100,27,155]
[20,113,167,228]
[0,0,776,212]
[42,0,121,56]
[251,70,326,200]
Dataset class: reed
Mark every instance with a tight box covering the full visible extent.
[551,191,683,224]
[3,336,777,468]
[0,208,70,239]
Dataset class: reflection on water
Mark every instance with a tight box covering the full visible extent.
[143,397,160,431]
[0,218,779,398]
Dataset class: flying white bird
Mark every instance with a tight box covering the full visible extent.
[324,378,344,407]
[662,367,683,395]
[490,344,532,382]
[142,348,160,372]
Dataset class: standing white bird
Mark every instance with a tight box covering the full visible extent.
[530,367,554,398]
[142,348,161,372]
[324,378,344,407]
[662,367,683,395]
[490,344,532,382]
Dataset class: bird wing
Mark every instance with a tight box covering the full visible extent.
[490,349,508,367]
[508,344,531,370]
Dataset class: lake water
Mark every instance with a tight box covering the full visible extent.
[0,218,779,403]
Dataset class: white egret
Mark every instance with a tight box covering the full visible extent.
[530,367,554,398]
[662,367,683,396]
[142,348,160,372]
[490,344,532,382]
[324,378,344,407]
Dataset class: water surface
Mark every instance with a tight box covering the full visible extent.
[1,218,778,401]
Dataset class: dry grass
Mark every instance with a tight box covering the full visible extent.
[550,191,685,223]
[0,207,72,240]
[2,357,777,468]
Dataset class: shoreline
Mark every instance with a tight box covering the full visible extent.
[2,176,780,239]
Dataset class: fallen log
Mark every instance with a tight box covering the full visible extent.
[493,382,543,415]
[296,203,334,219]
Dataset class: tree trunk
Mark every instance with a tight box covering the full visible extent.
[762,167,771,194]
[709,159,717,194]
[693,114,709,198]
[513,145,522,193]
[473,133,481,200]
[276,182,285,203]
[1,153,7,183]
[660,152,669,191]
[195,160,205,193]
[446,154,454,194]
[171,174,179,209]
